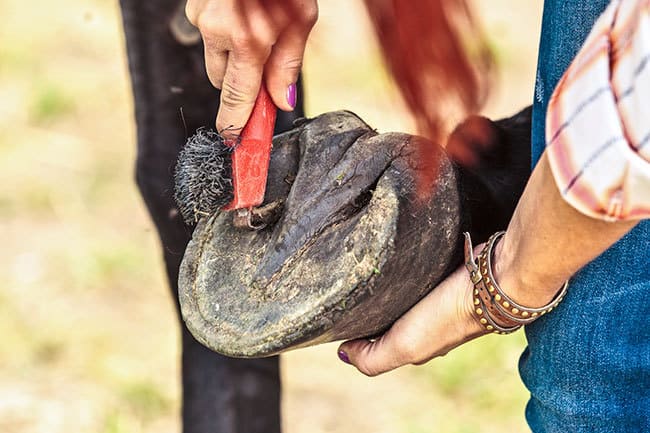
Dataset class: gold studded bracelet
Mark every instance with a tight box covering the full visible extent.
[463,231,569,335]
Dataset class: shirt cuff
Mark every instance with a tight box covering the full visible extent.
[545,0,650,221]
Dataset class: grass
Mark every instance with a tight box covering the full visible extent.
[29,82,76,125]
[0,0,542,432]
[120,381,172,422]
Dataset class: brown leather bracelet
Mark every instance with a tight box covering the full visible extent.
[482,232,568,323]
[464,231,569,334]
[472,286,521,334]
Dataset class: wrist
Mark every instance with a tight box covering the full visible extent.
[492,232,564,308]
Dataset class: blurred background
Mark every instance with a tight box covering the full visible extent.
[0,0,542,432]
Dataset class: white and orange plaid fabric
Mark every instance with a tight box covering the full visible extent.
[546,0,650,221]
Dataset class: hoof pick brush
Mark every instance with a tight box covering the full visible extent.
[174,86,277,228]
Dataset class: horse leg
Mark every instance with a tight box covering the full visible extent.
[118,1,303,431]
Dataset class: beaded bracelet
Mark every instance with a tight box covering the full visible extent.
[464,231,569,334]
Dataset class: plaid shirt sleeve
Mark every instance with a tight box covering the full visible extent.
[546,0,650,221]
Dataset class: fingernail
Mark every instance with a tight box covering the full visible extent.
[338,349,350,364]
[287,83,297,109]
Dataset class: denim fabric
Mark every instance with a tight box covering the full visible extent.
[531,0,612,166]
[524,1,650,431]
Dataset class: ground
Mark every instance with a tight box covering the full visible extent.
[0,0,541,431]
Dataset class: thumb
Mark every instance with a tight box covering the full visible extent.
[337,331,412,377]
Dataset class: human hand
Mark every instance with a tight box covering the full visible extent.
[186,0,318,136]
[337,260,486,376]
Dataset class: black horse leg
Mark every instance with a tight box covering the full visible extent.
[118,1,303,431]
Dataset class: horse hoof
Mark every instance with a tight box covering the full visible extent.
[178,111,466,357]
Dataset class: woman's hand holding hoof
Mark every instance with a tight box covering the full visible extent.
[337,258,487,376]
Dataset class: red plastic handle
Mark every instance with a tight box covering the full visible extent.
[222,86,277,210]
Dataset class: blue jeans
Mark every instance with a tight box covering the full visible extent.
[524,1,650,431]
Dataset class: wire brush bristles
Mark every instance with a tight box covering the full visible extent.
[174,128,234,225]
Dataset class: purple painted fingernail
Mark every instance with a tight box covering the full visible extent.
[338,349,350,364]
[287,83,297,109]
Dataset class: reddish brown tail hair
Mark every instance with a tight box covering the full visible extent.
[363,0,489,140]
[363,0,491,197]
[262,0,490,198]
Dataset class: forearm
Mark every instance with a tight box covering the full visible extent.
[494,152,638,307]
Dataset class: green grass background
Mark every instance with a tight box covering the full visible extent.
[0,0,542,431]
